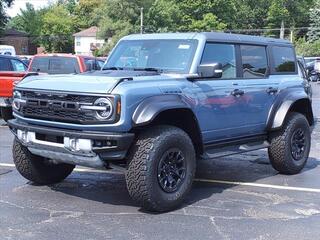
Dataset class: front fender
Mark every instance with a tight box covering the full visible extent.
[267,88,313,130]
[132,95,192,126]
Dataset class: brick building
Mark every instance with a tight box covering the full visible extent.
[0,29,37,55]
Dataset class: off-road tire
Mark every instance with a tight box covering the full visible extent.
[13,138,75,184]
[0,107,13,122]
[268,112,311,175]
[126,125,196,212]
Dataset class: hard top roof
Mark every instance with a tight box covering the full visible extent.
[122,32,292,46]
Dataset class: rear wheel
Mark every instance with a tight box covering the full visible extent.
[268,112,311,175]
[126,125,196,212]
[0,107,13,122]
[13,138,75,184]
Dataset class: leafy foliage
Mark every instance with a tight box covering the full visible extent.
[4,0,319,55]
[0,0,14,35]
[295,38,320,56]
[308,0,320,41]
[40,4,74,52]
[7,3,44,37]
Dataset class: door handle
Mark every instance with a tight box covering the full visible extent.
[231,89,244,97]
[266,87,278,95]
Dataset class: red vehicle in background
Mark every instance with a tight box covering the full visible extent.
[1,54,105,122]
[0,55,30,121]
[28,54,105,74]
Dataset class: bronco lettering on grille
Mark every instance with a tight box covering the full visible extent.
[26,99,79,110]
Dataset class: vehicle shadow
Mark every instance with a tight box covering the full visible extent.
[49,150,320,213]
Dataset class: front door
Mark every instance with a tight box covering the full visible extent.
[194,43,277,144]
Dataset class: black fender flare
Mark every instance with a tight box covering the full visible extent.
[266,88,313,130]
[132,95,193,126]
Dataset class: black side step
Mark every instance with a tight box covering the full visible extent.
[201,135,270,160]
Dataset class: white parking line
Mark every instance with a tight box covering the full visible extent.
[2,163,320,193]
[194,178,320,193]
[0,163,15,167]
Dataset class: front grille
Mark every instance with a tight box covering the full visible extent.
[21,91,97,103]
[18,90,100,124]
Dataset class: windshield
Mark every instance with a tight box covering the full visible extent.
[104,39,198,73]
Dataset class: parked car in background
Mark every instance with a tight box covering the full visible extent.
[0,45,16,56]
[0,55,29,121]
[306,58,320,82]
[28,54,105,74]
[18,55,33,67]
[305,56,319,67]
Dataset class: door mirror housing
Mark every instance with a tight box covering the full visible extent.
[197,63,223,78]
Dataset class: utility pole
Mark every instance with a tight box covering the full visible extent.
[290,29,294,42]
[280,20,285,39]
[140,7,144,34]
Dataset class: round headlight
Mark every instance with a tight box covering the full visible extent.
[12,91,22,111]
[94,98,113,120]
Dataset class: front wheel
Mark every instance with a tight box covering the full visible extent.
[268,112,311,175]
[126,125,196,212]
[13,139,75,184]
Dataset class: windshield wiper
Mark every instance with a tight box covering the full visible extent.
[103,66,124,70]
[133,67,163,73]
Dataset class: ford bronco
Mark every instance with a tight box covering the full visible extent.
[8,32,314,212]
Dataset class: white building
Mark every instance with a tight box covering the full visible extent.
[73,26,105,56]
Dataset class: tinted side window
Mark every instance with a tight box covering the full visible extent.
[201,43,236,79]
[272,46,296,73]
[84,58,96,71]
[11,59,27,71]
[241,45,268,79]
[30,57,49,72]
[0,58,12,71]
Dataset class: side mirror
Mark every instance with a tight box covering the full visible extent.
[197,63,223,78]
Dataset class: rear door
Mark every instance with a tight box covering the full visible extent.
[230,44,279,135]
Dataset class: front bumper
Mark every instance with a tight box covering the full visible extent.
[8,119,135,168]
[0,97,12,107]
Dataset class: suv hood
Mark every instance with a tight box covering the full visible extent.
[17,70,160,94]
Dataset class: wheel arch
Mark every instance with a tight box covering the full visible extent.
[132,95,203,156]
[267,90,314,131]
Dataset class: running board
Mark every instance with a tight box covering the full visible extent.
[201,140,270,160]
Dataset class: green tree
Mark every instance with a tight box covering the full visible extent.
[308,0,320,41]
[295,38,320,56]
[232,0,270,30]
[0,0,14,35]
[96,0,154,55]
[40,4,74,52]
[146,0,229,32]
[188,13,226,32]
[267,0,313,37]
[7,3,44,37]
[146,0,182,32]
[73,0,104,29]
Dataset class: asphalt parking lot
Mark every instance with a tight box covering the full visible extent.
[0,83,320,240]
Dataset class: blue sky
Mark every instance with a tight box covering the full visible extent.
[7,0,56,17]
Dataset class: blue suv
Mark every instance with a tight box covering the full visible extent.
[8,32,314,212]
